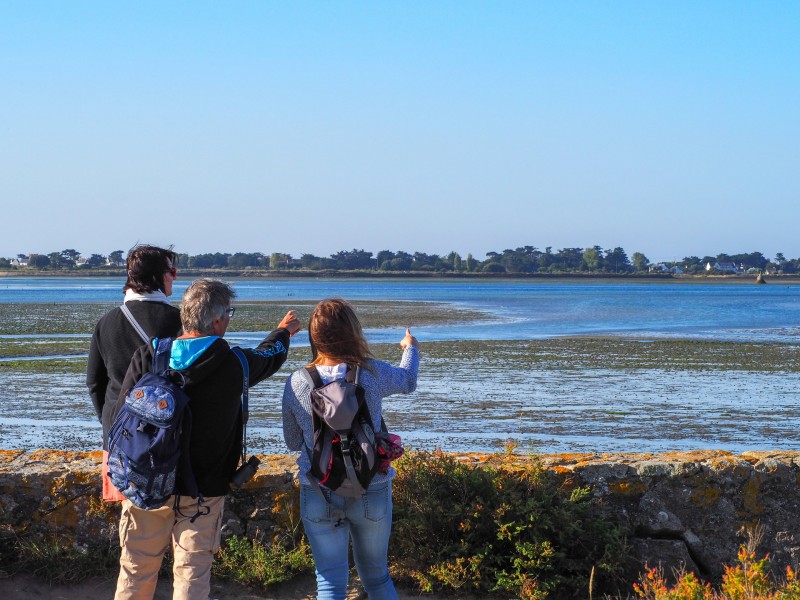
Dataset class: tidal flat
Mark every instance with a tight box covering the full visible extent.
[0,300,486,336]
[0,300,487,361]
[0,301,797,453]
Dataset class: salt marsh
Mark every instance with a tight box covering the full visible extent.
[1,279,799,454]
[1,331,797,454]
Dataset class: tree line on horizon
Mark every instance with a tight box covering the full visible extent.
[2,247,795,274]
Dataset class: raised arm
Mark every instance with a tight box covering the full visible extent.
[247,311,303,385]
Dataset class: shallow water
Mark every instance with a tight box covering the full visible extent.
[1,340,797,454]
[2,277,799,454]
[4,276,800,342]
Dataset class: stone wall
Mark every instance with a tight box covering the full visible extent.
[1,449,798,581]
[537,450,800,580]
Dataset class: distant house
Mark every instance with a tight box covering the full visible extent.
[649,263,670,273]
[705,261,738,273]
[749,266,777,275]
[10,258,27,267]
[649,263,683,274]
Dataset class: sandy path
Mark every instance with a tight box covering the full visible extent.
[0,572,448,599]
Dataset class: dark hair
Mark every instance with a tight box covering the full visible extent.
[123,245,177,294]
[309,298,372,367]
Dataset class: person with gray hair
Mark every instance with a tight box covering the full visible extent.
[179,277,238,333]
[112,278,301,600]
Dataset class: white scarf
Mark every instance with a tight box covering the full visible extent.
[123,289,171,304]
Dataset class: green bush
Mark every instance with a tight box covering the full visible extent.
[3,534,121,584]
[213,534,313,588]
[1,453,628,597]
[212,488,314,589]
[390,451,629,599]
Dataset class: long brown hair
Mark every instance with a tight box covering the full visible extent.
[308,298,372,367]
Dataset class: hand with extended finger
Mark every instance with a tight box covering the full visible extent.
[400,328,418,349]
[278,310,302,336]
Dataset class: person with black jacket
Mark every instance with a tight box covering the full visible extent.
[112,278,301,600]
[86,244,182,502]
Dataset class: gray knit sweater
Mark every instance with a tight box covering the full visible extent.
[282,345,419,486]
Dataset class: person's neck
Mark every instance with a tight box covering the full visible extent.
[177,330,213,340]
[316,355,340,366]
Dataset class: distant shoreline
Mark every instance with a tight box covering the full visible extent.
[2,269,799,283]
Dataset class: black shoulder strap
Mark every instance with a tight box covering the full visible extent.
[301,364,360,389]
[301,365,325,389]
[344,364,361,385]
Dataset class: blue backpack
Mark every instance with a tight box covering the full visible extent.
[107,337,197,509]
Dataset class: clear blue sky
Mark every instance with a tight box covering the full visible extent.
[2,1,798,263]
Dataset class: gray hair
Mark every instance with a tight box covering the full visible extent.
[180,278,236,334]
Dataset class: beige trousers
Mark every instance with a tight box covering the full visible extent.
[114,495,225,600]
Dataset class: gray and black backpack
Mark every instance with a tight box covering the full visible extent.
[301,364,380,497]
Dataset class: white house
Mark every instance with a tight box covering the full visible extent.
[649,263,684,274]
[705,261,738,273]
[649,263,670,273]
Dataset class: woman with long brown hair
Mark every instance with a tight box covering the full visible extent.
[282,298,419,600]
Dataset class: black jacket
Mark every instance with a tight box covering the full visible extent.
[87,301,182,448]
[116,328,291,497]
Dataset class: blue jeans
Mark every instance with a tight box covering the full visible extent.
[300,481,398,600]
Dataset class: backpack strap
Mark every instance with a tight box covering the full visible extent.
[340,444,366,496]
[152,337,174,375]
[300,365,324,389]
[346,365,360,386]
[231,347,250,466]
[120,303,150,344]
[340,366,367,496]
[154,337,200,503]
[301,364,359,389]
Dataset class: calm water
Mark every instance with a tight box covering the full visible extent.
[1,276,799,454]
[4,276,800,342]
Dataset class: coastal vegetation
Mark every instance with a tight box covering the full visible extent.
[630,529,800,600]
[1,246,795,275]
[389,451,626,598]
[212,450,629,599]
[3,453,799,599]
[0,450,629,598]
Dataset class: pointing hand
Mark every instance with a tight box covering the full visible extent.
[400,328,418,349]
[278,310,302,336]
